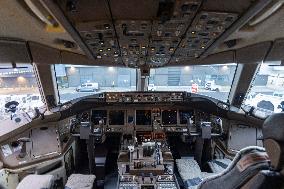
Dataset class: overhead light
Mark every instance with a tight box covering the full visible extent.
[104,24,110,29]
[217,26,224,31]
[17,76,26,83]
[108,67,114,72]
[69,66,76,74]
[221,65,229,71]
[99,49,103,52]
[191,31,196,34]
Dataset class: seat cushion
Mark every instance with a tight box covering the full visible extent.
[207,158,232,173]
[65,174,96,189]
[201,172,215,178]
[176,159,202,181]
[176,159,216,189]
[16,175,54,189]
[198,147,270,189]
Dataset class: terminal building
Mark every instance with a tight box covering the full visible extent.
[55,64,240,89]
[1,64,282,91]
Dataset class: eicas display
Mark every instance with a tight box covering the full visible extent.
[91,110,107,125]
[109,110,125,125]
[136,110,152,125]
[162,110,177,125]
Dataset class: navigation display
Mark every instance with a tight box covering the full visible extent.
[179,110,193,124]
[162,110,177,125]
[91,110,107,125]
[109,110,125,125]
[136,110,152,125]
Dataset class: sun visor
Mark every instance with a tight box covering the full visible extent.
[236,42,272,64]
[28,42,60,65]
[0,39,31,64]
[264,38,284,62]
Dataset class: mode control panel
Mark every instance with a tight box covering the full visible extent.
[105,92,184,103]
[119,183,139,189]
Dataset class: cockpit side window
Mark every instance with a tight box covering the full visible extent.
[0,63,45,121]
[243,62,284,118]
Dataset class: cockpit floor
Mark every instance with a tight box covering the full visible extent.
[104,172,118,189]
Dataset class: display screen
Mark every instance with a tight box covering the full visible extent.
[109,110,125,125]
[136,110,152,125]
[162,110,177,125]
[179,110,193,124]
[91,110,107,125]
[141,185,155,189]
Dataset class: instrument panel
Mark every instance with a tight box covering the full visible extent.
[81,108,191,126]
[65,92,228,136]
[76,105,222,134]
[0,91,226,169]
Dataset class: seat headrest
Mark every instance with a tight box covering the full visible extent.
[263,113,284,142]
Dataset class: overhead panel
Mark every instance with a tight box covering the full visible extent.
[76,21,122,64]
[173,11,238,62]
[116,20,151,67]
[147,0,202,66]
[55,0,264,67]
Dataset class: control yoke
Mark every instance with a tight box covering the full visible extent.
[33,107,46,120]
[5,101,19,120]
[188,120,223,139]
[17,137,31,158]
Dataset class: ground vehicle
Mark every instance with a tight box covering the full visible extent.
[273,91,284,98]
[205,80,221,92]
[1,1,284,189]
[147,84,156,91]
[76,82,99,92]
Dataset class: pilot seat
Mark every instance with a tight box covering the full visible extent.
[16,174,96,189]
[177,113,284,189]
[16,175,54,189]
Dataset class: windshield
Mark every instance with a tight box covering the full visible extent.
[54,65,137,103]
[243,62,284,118]
[149,64,237,102]
[0,64,44,121]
